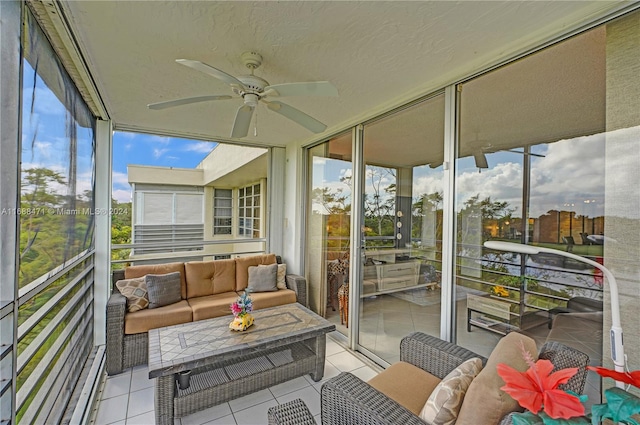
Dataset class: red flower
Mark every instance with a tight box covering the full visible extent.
[497,359,585,419]
[587,366,640,388]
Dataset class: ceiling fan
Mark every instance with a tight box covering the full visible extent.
[148,51,338,138]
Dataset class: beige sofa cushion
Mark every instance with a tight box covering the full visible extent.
[368,361,442,416]
[124,300,192,334]
[235,254,277,291]
[125,262,187,299]
[456,332,538,425]
[188,293,240,321]
[242,289,297,310]
[185,259,236,298]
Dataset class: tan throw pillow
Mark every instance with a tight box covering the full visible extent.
[146,272,182,308]
[419,357,483,425]
[456,332,538,425]
[248,264,278,292]
[115,277,148,312]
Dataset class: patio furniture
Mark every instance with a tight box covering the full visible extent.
[562,235,575,252]
[268,398,316,425]
[106,254,307,375]
[317,332,588,425]
[547,296,603,328]
[148,303,335,425]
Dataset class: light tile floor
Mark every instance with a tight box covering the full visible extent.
[90,334,381,425]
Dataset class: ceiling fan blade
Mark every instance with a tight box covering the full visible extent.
[176,59,246,89]
[231,105,254,138]
[264,81,338,97]
[266,101,327,133]
[147,95,232,110]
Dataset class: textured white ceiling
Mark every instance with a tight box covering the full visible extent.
[62,1,619,147]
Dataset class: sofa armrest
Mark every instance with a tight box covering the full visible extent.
[285,274,307,307]
[105,291,127,375]
[321,372,427,425]
[400,332,486,379]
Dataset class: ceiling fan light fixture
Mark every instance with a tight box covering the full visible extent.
[243,93,259,108]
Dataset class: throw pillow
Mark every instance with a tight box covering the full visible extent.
[146,272,182,309]
[419,357,483,425]
[248,264,278,292]
[261,263,287,289]
[276,263,287,289]
[456,332,538,425]
[115,276,148,312]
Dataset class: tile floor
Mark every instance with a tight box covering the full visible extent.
[90,334,381,425]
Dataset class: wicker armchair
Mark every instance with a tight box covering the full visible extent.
[268,333,589,425]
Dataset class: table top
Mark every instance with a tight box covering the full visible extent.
[148,303,335,378]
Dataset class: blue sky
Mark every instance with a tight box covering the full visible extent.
[112,132,217,203]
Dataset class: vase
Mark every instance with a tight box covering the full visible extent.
[229,313,254,331]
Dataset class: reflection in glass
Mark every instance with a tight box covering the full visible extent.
[451,25,628,412]
[359,94,445,363]
[306,132,352,335]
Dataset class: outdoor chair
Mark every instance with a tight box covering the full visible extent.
[268,332,589,425]
[562,235,575,252]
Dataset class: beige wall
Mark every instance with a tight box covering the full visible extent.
[604,11,640,396]
[128,164,203,185]
[198,143,267,185]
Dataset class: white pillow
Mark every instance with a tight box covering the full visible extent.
[275,264,287,289]
[419,357,483,425]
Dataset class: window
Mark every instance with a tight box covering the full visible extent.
[133,187,204,253]
[213,189,233,235]
[239,183,261,238]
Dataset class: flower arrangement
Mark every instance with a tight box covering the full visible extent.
[497,343,586,423]
[491,285,510,297]
[497,343,640,424]
[230,289,253,317]
[229,290,254,331]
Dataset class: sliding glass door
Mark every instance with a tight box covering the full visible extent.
[305,132,352,335]
[357,94,445,364]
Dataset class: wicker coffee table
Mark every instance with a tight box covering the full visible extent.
[148,303,335,424]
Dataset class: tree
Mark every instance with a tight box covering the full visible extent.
[363,166,396,239]
[111,198,132,268]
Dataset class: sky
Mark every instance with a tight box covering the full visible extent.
[112,132,217,203]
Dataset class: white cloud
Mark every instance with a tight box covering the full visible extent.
[112,189,132,203]
[112,171,130,188]
[148,135,171,145]
[153,148,168,159]
[184,142,216,154]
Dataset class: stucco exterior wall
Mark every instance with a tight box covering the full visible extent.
[604,11,640,395]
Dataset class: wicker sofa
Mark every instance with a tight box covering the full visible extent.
[268,332,589,425]
[106,254,307,375]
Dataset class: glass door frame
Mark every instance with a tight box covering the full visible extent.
[343,86,459,356]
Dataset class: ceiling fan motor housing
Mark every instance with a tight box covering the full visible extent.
[237,75,269,107]
[243,93,259,108]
